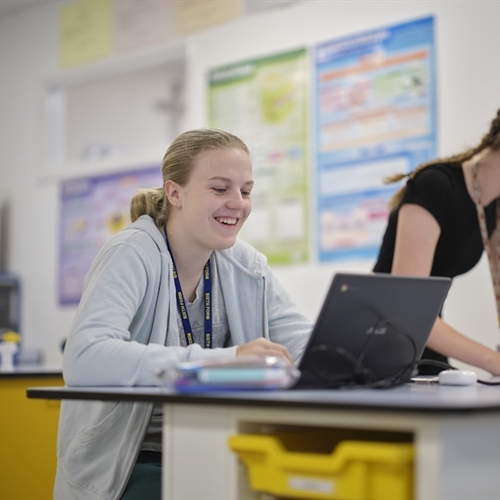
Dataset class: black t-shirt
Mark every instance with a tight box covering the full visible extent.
[374,163,497,278]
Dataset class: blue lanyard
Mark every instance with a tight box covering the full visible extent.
[164,230,212,348]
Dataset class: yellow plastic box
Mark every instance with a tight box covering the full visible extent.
[228,433,414,500]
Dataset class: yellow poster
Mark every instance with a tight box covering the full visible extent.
[59,0,113,68]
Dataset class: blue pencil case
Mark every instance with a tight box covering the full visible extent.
[157,356,300,392]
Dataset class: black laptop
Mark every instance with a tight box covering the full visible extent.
[295,273,451,389]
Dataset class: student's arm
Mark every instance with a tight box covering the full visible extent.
[393,204,500,375]
[392,203,440,275]
[426,318,500,374]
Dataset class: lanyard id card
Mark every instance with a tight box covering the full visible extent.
[164,229,213,348]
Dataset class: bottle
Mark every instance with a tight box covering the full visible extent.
[0,331,20,371]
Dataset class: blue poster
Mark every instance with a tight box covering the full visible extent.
[59,166,162,305]
[315,16,437,262]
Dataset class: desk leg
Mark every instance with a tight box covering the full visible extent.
[414,419,441,499]
[162,403,240,500]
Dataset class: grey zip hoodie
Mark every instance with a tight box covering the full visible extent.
[55,215,312,499]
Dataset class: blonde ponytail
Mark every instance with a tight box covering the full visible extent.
[130,187,166,227]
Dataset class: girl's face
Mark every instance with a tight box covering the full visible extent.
[166,147,253,253]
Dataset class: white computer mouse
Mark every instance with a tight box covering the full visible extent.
[438,369,477,386]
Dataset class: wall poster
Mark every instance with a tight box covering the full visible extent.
[315,16,437,262]
[208,48,310,265]
[59,166,162,305]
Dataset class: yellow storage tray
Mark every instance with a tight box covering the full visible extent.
[228,433,413,500]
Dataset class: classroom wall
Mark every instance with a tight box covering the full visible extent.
[1,1,500,376]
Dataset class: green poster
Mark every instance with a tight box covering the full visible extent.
[208,49,310,265]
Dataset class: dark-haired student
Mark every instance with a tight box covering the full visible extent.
[374,108,500,375]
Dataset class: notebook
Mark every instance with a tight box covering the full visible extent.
[295,273,451,389]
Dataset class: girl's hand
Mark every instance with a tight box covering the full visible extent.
[236,338,293,365]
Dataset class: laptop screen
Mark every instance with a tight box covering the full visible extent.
[296,273,451,389]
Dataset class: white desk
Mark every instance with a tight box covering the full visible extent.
[28,383,500,500]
